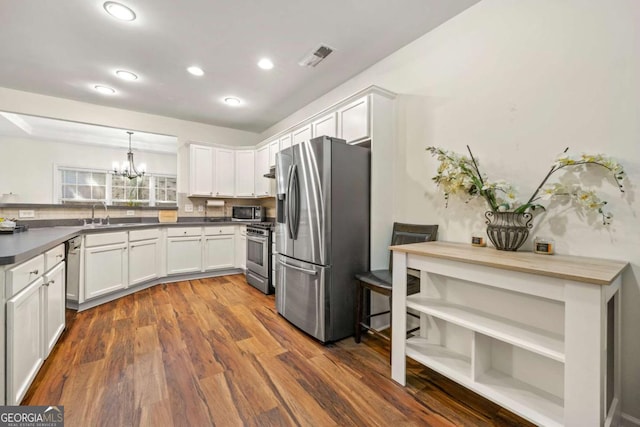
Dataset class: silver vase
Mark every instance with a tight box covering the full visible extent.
[485,211,533,251]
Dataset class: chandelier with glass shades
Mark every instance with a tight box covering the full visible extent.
[113,131,146,179]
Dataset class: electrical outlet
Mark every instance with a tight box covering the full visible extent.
[185,204,194,213]
[19,210,35,218]
[197,205,204,212]
[126,210,135,216]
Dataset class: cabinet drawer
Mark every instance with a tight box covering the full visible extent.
[167,227,202,237]
[44,244,65,271]
[6,254,45,297]
[204,226,235,236]
[85,231,128,247]
[129,228,160,241]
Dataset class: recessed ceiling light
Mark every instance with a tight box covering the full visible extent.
[187,66,204,76]
[224,97,242,106]
[258,58,274,70]
[94,85,116,95]
[103,2,136,21]
[115,70,138,81]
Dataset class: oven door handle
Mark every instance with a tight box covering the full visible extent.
[247,235,267,244]
[278,259,317,275]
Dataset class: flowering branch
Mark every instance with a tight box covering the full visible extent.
[427,146,625,225]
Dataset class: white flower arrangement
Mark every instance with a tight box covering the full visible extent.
[426,146,625,224]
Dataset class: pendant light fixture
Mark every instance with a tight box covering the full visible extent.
[113,131,146,179]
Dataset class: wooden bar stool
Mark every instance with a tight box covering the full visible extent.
[354,223,438,345]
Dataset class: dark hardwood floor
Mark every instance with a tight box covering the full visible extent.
[23,274,534,426]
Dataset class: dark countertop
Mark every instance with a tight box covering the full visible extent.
[0,227,83,266]
[0,220,269,266]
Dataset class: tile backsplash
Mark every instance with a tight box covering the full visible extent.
[0,193,276,222]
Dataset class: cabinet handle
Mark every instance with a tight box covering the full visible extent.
[29,269,39,275]
[56,254,63,258]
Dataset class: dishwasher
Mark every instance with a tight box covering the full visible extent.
[65,236,82,305]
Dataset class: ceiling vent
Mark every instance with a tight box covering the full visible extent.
[298,44,334,67]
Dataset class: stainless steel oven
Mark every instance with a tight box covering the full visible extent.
[245,223,274,294]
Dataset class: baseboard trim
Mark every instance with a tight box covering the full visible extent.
[66,268,244,311]
[623,412,640,427]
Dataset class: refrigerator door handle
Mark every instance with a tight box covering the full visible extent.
[291,164,300,239]
[278,259,317,275]
[286,164,295,239]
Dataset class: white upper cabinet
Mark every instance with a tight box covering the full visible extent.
[338,95,370,143]
[312,112,337,139]
[213,148,235,197]
[268,140,279,167]
[292,124,312,146]
[280,134,292,152]
[235,150,255,197]
[189,144,214,196]
[189,144,236,197]
[255,145,270,197]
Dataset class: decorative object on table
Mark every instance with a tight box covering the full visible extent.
[427,146,625,251]
[533,236,555,255]
[470,231,486,247]
[485,211,533,250]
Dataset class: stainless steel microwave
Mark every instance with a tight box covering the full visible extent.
[231,205,266,222]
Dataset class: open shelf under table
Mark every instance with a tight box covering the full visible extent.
[406,296,565,362]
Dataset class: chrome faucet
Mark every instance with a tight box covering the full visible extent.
[102,201,110,225]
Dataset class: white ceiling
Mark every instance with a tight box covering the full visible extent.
[0,112,177,154]
[0,0,479,133]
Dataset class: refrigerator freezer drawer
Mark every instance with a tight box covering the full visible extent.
[276,255,328,342]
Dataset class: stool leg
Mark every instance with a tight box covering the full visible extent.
[388,294,392,365]
[355,282,363,343]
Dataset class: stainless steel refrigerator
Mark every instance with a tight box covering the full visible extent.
[275,135,370,342]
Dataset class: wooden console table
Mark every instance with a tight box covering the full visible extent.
[390,241,627,427]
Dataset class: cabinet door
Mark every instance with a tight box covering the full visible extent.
[167,237,202,274]
[129,239,159,286]
[189,144,214,196]
[255,145,270,197]
[312,112,337,139]
[6,277,44,405]
[338,96,370,143]
[235,226,247,269]
[85,243,128,300]
[43,262,66,357]
[269,140,280,167]
[280,134,292,151]
[235,150,255,197]
[204,235,235,270]
[214,148,235,197]
[292,124,312,146]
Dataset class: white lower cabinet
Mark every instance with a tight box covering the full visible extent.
[235,226,247,269]
[6,277,44,405]
[43,262,66,357]
[204,226,235,270]
[129,239,160,285]
[85,243,128,300]
[204,235,235,270]
[167,236,202,274]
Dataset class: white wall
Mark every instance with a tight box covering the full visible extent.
[0,136,177,203]
[261,0,640,420]
[0,87,260,195]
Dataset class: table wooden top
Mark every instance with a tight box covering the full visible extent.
[389,241,628,286]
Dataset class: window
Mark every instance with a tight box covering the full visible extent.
[155,176,177,204]
[58,167,176,206]
[112,175,150,205]
[60,169,107,202]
